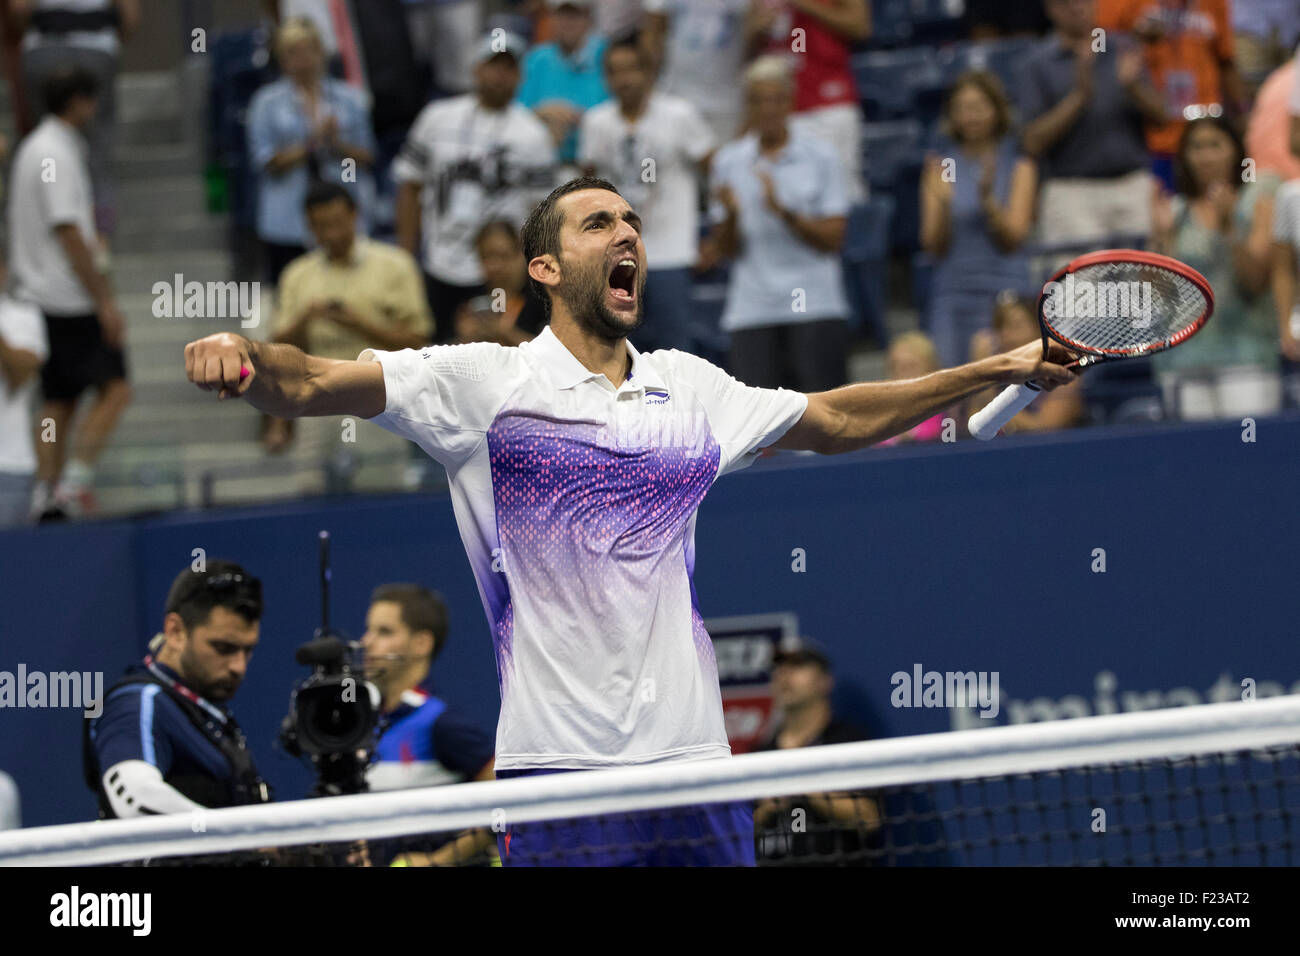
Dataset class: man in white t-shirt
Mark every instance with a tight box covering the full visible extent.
[642,0,754,142]
[184,177,1074,866]
[0,296,49,527]
[7,67,130,520]
[579,35,714,353]
[394,31,556,342]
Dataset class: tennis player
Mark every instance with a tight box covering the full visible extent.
[184,177,1074,866]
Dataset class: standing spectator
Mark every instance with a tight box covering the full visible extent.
[1272,176,1300,366]
[754,0,872,202]
[0,295,47,527]
[265,182,432,492]
[517,0,609,165]
[13,0,140,235]
[1230,0,1300,98]
[579,36,714,352]
[1150,116,1281,420]
[920,71,1036,368]
[751,642,880,866]
[394,31,555,343]
[1096,0,1244,191]
[966,292,1085,433]
[361,583,497,866]
[404,0,483,96]
[875,332,947,445]
[642,0,753,142]
[1021,0,1165,263]
[1245,53,1300,185]
[247,16,376,286]
[454,221,546,346]
[9,68,130,521]
[705,56,851,392]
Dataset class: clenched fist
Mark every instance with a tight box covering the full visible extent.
[185,332,254,400]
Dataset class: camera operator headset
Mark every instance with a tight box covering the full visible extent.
[83,561,271,818]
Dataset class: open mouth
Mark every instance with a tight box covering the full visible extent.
[608,258,637,303]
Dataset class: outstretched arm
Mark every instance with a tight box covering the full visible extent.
[184,332,386,419]
[774,342,1075,454]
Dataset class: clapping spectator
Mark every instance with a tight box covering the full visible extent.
[920,71,1036,368]
[0,295,47,527]
[517,0,609,164]
[579,36,714,352]
[966,293,1084,434]
[264,182,432,491]
[394,32,555,342]
[1096,0,1244,191]
[753,0,871,202]
[454,221,546,345]
[9,69,130,520]
[1021,0,1165,262]
[642,0,752,142]
[14,0,140,235]
[247,16,376,286]
[1150,117,1281,420]
[875,332,947,445]
[705,56,851,392]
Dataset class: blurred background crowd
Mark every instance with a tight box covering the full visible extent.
[0,0,1298,523]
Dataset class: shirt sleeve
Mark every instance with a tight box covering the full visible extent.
[813,142,850,218]
[92,685,175,776]
[679,101,716,163]
[668,349,809,478]
[706,148,733,225]
[41,142,88,227]
[246,87,278,170]
[391,104,436,185]
[0,296,48,361]
[359,342,522,469]
[430,706,495,778]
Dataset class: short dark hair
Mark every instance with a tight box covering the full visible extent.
[43,68,99,116]
[304,180,356,213]
[521,177,622,318]
[370,583,449,659]
[603,35,646,70]
[165,560,263,632]
[1173,116,1246,198]
[475,219,520,250]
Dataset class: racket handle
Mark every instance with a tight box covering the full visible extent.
[968,382,1042,441]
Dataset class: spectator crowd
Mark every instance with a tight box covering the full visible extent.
[3,0,1300,526]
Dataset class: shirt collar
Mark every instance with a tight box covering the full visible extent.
[526,325,668,394]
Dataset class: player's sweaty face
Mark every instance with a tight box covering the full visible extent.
[179,608,258,702]
[554,190,647,340]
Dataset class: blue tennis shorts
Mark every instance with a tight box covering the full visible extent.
[495,768,756,867]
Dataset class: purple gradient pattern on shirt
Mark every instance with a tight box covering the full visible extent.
[485,404,721,686]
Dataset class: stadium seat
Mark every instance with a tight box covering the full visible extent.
[861,119,924,190]
[842,195,896,346]
[852,48,942,121]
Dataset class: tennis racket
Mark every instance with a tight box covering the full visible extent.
[968,250,1214,441]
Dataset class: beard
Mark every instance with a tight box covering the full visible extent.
[554,253,645,342]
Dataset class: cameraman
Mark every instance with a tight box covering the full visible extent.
[83,561,271,818]
[362,583,495,864]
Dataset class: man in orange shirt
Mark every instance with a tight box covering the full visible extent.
[1097,0,1245,188]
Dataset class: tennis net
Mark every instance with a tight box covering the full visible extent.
[3,696,1298,867]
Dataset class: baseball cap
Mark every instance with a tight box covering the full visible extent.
[474,30,529,65]
[771,637,832,671]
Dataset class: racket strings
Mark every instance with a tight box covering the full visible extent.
[1041,262,1208,356]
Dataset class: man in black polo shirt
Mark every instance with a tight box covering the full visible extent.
[83,561,270,819]
[1019,0,1167,264]
[752,642,880,866]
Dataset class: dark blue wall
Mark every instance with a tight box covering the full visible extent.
[3,415,1298,828]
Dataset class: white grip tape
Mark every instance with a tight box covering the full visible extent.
[968,382,1041,440]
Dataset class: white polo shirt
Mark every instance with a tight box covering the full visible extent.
[362,328,807,769]
[7,115,98,316]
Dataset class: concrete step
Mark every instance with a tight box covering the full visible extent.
[112,251,234,295]
[112,212,227,255]
[113,142,203,179]
[111,402,260,446]
[116,176,209,219]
